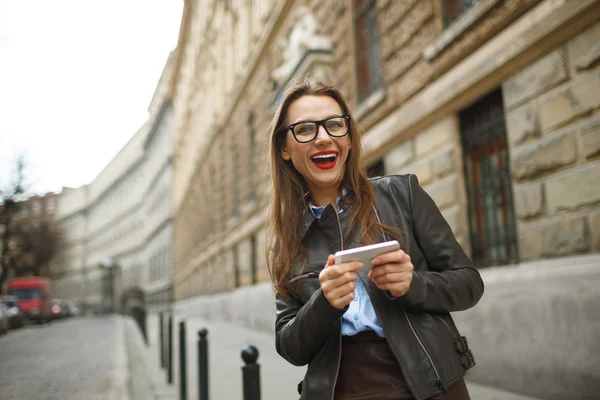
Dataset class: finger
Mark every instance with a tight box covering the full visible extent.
[319,262,362,282]
[329,290,355,309]
[326,279,357,299]
[371,271,412,285]
[376,281,411,295]
[369,260,413,279]
[320,270,358,292]
[326,254,335,267]
[323,281,356,308]
[372,249,409,266]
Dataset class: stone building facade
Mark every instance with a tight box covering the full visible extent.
[167,1,600,397]
[170,0,600,300]
[52,56,176,312]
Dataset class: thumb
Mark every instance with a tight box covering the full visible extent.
[326,254,335,267]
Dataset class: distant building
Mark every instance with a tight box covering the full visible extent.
[52,54,176,312]
[0,192,60,292]
[169,0,600,299]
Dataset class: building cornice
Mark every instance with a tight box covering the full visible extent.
[361,0,599,164]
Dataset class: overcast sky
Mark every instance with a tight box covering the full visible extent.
[0,0,183,196]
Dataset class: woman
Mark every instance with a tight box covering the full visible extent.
[266,76,484,400]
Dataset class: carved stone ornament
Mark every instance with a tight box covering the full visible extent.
[270,6,333,88]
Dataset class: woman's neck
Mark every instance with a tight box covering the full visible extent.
[309,187,342,210]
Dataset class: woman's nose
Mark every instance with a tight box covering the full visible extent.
[314,124,331,144]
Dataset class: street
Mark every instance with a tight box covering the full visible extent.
[0,316,128,400]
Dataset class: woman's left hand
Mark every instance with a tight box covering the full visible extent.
[368,249,414,297]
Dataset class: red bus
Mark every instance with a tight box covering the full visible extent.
[7,277,53,323]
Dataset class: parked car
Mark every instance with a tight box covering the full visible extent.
[62,300,80,317]
[0,295,26,329]
[51,299,65,319]
[8,277,54,323]
[0,304,9,334]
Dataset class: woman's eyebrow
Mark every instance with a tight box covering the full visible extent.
[291,114,342,124]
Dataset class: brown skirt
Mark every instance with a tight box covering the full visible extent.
[334,331,470,400]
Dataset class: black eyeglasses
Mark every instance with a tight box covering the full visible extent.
[283,115,350,143]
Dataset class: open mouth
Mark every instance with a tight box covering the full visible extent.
[311,151,338,170]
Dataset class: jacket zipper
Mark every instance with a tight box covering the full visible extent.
[434,314,451,333]
[288,270,318,284]
[402,308,444,391]
[330,211,344,400]
[372,205,445,392]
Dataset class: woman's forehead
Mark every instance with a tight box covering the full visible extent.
[286,95,343,123]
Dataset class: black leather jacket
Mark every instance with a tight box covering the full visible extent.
[275,175,484,400]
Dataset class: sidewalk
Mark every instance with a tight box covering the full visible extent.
[140,313,543,400]
[124,315,177,400]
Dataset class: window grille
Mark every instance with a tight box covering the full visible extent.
[233,245,241,288]
[251,235,257,284]
[232,133,240,216]
[248,113,256,200]
[353,0,382,102]
[440,0,481,27]
[460,89,518,267]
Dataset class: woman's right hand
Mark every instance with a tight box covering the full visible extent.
[319,254,362,309]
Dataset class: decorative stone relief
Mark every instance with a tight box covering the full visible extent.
[270,6,333,88]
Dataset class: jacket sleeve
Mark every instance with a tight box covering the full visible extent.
[275,286,346,366]
[388,174,484,312]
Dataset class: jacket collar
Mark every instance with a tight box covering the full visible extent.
[299,207,317,240]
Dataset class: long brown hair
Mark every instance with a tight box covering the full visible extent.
[266,76,398,298]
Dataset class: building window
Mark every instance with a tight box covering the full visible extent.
[233,246,240,288]
[353,0,382,102]
[251,235,257,284]
[232,132,240,216]
[440,0,481,27]
[460,88,518,267]
[248,113,256,200]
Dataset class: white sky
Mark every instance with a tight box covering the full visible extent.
[0,0,183,195]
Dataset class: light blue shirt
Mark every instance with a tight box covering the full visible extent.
[308,195,385,338]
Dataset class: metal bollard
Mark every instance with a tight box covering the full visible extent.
[168,315,174,384]
[241,345,261,400]
[198,329,209,400]
[180,321,188,400]
[159,312,165,369]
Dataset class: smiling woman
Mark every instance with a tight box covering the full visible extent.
[266,76,484,400]
[280,95,352,207]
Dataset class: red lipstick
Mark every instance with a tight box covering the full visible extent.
[311,150,338,170]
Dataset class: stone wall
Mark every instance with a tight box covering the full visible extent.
[170,0,600,300]
[503,21,600,261]
[174,254,600,399]
[384,116,471,254]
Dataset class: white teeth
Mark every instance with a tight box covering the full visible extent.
[312,153,337,160]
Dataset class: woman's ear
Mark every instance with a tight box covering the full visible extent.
[280,143,291,161]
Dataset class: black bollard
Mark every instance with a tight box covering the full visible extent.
[241,345,261,400]
[141,309,148,346]
[168,315,174,384]
[179,321,187,400]
[198,329,209,400]
[159,312,165,369]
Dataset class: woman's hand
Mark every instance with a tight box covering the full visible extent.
[319,254,362,309]
[369,250,414,297]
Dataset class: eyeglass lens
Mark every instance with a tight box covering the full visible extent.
[292,117,348,142]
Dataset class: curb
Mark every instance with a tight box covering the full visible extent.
[124,316,177,400]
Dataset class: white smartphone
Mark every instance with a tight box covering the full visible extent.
[334,240,400,271]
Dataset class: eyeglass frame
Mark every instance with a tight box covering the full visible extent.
[280,115,351,143]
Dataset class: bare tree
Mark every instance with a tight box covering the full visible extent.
[15,221,64,277]
[0,155,26,292]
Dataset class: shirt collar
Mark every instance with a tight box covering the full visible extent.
[308,188,348,219]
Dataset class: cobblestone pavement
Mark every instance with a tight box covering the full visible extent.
[0,315,129,400]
